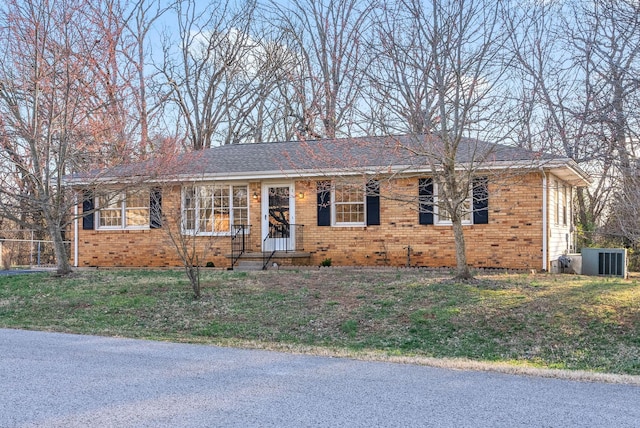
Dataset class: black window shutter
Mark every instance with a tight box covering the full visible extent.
[317,181,331,227]
[82,190,95,230]
[150,187,162,229]
[366,180,380,226]
[418,178,434,225]
[473,177,489,224]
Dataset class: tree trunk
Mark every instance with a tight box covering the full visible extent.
[185,265,201,299]
[49,224,72,275]
[575,188,589,228]
[452,218,472,280]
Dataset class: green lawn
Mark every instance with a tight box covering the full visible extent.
[1,268,639,376]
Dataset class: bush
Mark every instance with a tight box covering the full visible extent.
[320,258,332,267]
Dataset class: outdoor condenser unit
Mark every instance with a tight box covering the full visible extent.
[581,248,628,278]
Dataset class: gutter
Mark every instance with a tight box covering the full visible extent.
[61,159,590,187]
[541,168,548,272]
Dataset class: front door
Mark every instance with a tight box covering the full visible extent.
[262,184,295,251]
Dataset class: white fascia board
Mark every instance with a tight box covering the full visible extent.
[166,167,397,183]
[169,160,545,182]
[541,159,592,187]
[62,176,166,187]
[63,158,591,187]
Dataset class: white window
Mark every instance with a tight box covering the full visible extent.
[333,182,366,226]
[555,180,560,225]
[562,184,568,226]
[183,187,197,231]
[97,189,150,229]
[434,184,472,225]
[182,184,248,234]
[232,185,249,226]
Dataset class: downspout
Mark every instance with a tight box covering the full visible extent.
[572,186,577,253]
[74,194,78,268]
[541,169,548,272]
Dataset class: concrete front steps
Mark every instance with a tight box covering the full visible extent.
[234,260,264,271]
[229,251,311,271]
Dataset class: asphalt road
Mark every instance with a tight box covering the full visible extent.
[1,329,638,427]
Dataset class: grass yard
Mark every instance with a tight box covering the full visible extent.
[1,268,639,377]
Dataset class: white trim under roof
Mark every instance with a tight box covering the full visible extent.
[63,158,591,188]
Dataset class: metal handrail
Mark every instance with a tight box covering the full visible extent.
[262,224,304,270]
[262,234,276,270]
[230,224,250,269]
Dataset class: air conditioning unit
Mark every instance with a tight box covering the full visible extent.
[581,248,627,278]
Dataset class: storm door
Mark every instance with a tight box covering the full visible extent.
[262,184,295,251]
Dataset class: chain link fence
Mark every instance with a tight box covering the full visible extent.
[0,230,68,269]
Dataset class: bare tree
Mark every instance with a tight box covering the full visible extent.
[218,25,304,143]
[120,0,174,156]
[506,0,640,244]
[574,0,640,244]
[504,0,602,229]
[150,184,204,299]
[363,0,510,279]
[160,0,261,149]
[0,0,140,274]
[270,0,376,139]
[606,173,640,246]
[362,3,436,136]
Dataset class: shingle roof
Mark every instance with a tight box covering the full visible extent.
[65,134,589,185]
[173,134,557,175]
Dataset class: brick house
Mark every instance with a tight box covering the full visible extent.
[65,135,590,271]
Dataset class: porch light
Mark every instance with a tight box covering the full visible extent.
[298,191,305,199]
[252,192,258,200]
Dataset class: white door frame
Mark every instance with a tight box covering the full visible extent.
[261,183,295,252]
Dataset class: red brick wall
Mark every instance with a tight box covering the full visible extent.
[296,173,544,269]
[71,184,260,269]
[71,173,545,270]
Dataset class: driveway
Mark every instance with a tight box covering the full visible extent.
[1,328,638,427]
